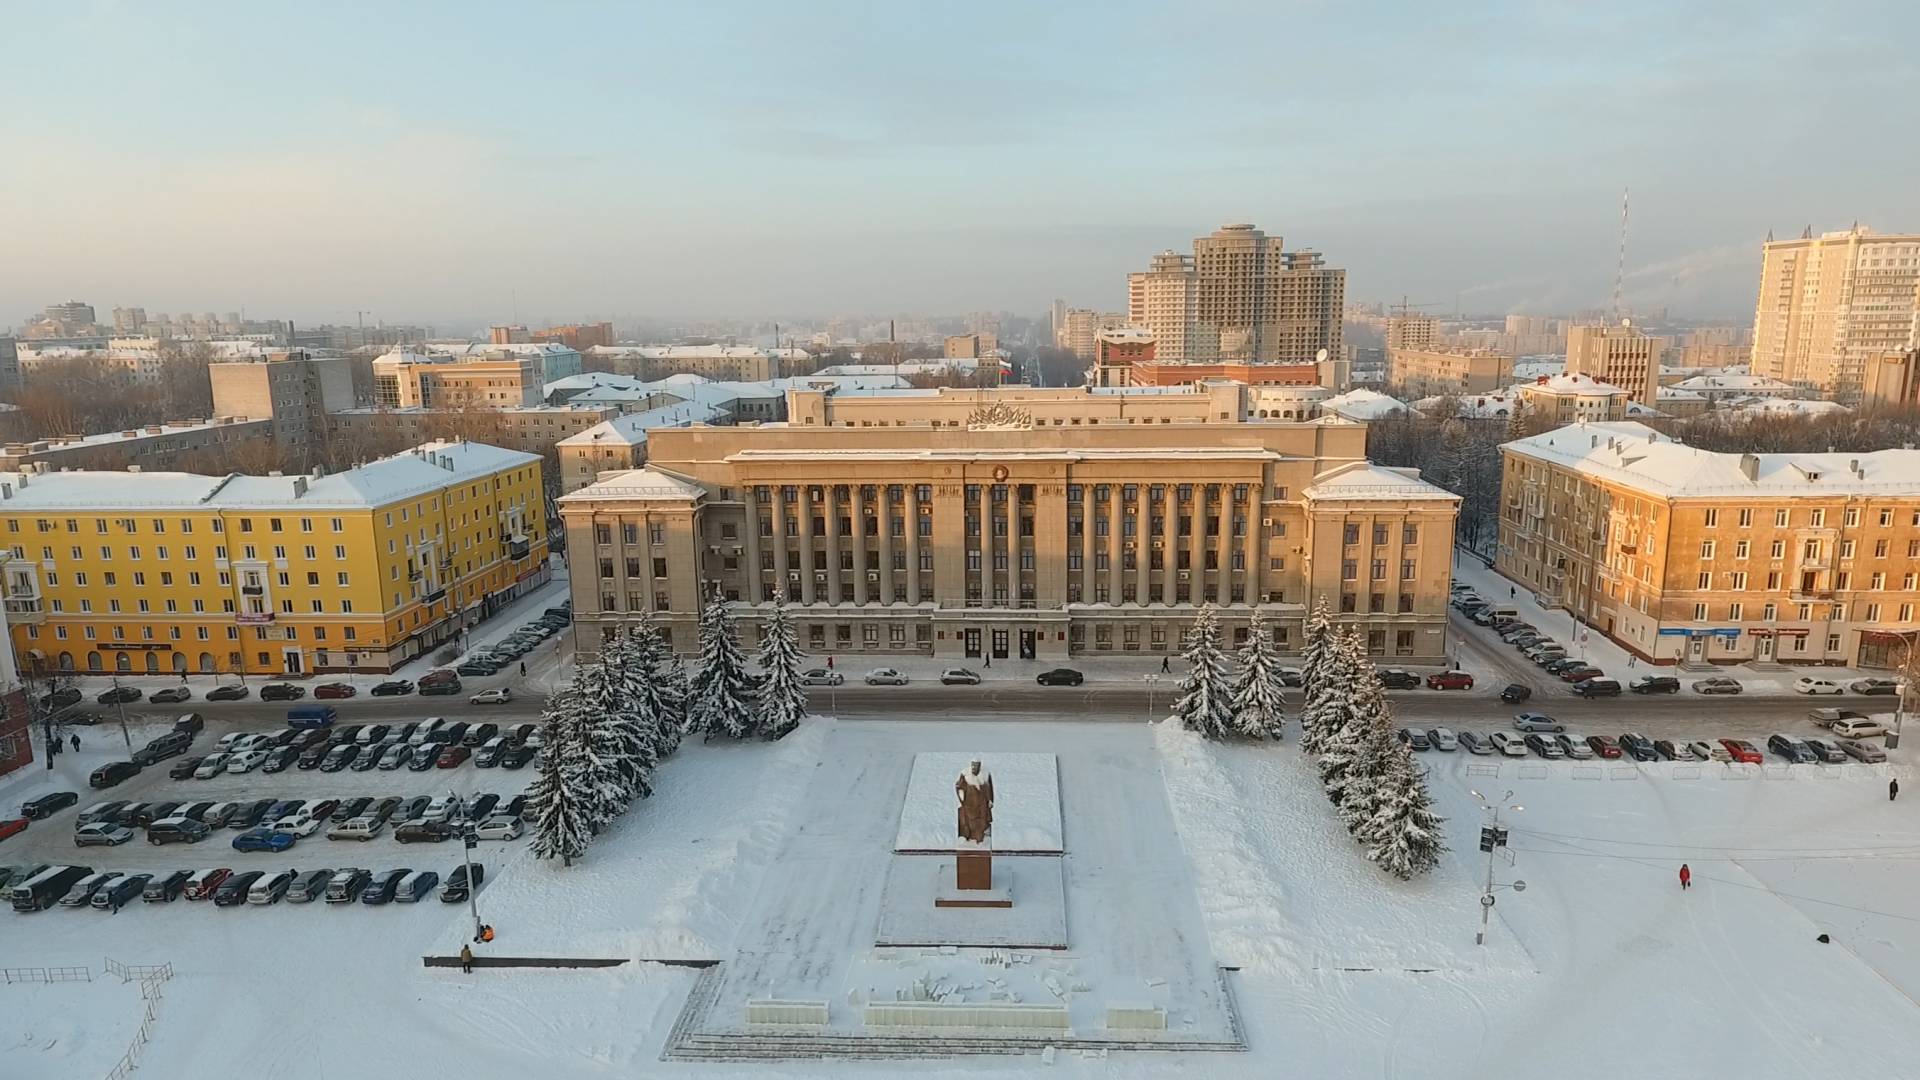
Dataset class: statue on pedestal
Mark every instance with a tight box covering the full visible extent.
[955,760,994,844]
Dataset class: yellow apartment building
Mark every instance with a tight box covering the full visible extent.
[1498,421,1920,668]
[1,440,549,677]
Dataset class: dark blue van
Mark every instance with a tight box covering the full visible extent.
[286,705,338,728]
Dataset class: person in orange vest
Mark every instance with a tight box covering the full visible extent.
[480,925,495,943]
[1679,864,1692,891]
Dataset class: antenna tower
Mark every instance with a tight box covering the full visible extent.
[1612,187,1629,322]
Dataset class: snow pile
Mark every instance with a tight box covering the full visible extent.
[893,752,1062,852]
[435,718,832,960]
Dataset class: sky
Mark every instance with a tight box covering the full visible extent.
[3,0,1917,331]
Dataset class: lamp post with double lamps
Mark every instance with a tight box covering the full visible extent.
[1470,789,1527,946]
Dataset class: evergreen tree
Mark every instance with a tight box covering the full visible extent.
[1339,693,1402,838]
[527,691,594,866]
[689,583,754,739]
[751,591,807,740]
[1297,599,1336,754]
[571,660,632,828]
[1364,750,1448,880]
[601,626,665,787]
[1172,604,1233,739]
[1314,630,1373,807]
[1226,609,1287,739]
[661,652,690,745]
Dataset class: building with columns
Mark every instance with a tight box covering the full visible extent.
[558,411,1458,663]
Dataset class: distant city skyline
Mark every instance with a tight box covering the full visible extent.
[3,2,1915,326]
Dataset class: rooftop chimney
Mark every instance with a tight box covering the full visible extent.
[1739,454,1759,482]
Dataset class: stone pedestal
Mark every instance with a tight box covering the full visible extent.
[935,852,1012,909]
[955,850,993,890]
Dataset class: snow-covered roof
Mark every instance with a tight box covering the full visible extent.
[813,361,989,378]
[1656,386,1708,401]
[1624,401,1667,418]
[1412,392,1516,418]
[1502,421,1920,498]
[589,344,809,360]
[555,402,730,449]
[1719,397,1850,416]
[0,440,538,510]
[1302,461,1460,502]
[1517,373,1629,397]
[1320,388,1408,420]
[558,466,707,503]
[1671,374,1800,394]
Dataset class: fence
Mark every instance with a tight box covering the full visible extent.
[1,964,92,984]
[101,958,172,1080]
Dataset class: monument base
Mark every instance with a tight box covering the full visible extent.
[955,850,993,890]
[936,857,1012,908]
[876,856,1066,948]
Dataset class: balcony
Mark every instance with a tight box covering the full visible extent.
[237,611,275,625]
[241,585,264,596]
[508,537,532,560]
[4,596,46,624]
[423,587,447,605]
[1790,589,1834,602]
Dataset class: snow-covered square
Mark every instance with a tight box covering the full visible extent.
[893,751,1064,853]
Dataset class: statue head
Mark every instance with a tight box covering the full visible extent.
[969,759,982,775]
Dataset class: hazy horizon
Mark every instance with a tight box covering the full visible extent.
[4,1,1916,330]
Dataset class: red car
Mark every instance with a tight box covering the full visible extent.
[313,683,357,699]
[1586,734,1623,759]
[1720,738,1763,764]
[1425,671,1474,690]
[435,745,471,768]
[1559,667,1604,682]
[0,817,28,842]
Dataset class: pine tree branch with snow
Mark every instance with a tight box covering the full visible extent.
[1172,604,1233,740]
[688,582,754,739]
[1313,629,1373,808]
[752,591,807,740]
[1365,750,1448,880]
[526,690,594,867]
[1297,598,1336,754]
[1227,609,1287,739]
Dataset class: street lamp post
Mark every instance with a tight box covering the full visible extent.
[1470,789,1527,946]
[109,673,132,749]
[1143,673,1161,718]
[451,787,483,942]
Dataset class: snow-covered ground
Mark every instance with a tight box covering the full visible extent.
[9,707,1920,1078]
[0,977,144,1080]
[894,752,1063,853]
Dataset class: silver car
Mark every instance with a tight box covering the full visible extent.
[799,668,845,687]
[1513,713,1565,733]
[1556,734,1596,760]
[1457,731,1492,755]
[1839,739,1887,763]
[863,668,909,686]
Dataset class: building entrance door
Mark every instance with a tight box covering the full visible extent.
[1756,635,1775,662]
[1688,636,1705,662]
[283,648,304,675]
[1019,630,1036,660]
[963,629,981,658]
[991,629,1009,660]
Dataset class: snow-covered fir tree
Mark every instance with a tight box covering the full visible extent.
[571,660,632,829]
[1297,599,1336,754]
[689,583,754,739]
[1364,748,1447,879]
[1338,687,1401,838]
[526,691,594,866]
[751,591,807,740]
[1314,630,1373,807]
[1226,609,1287,739]
[661,651,691,744]
[1172,604,1233,739]
[600,626,666,788]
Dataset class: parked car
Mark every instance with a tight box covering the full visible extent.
[331,797,374,824]
[1586,734,1623,759]
[0,818,28,842]
[1377,669,1422,690]
[463,794,501,824]
[148,687,192,705]
[359,868,410,905]
[1850,678,1899,696]
[1555,734,1596,760]
[271,813,323,837]
[287,869,335,903]
[314,682,358,699]
[319,745,361,772]
[1831,718,1891,739]
[1558,666,1605,683]
[143,869,194,902]
[373,744,410,770]
[97,686,144,705]
[1036,668,1084,686]
[1426,727,1459,751]
[328,817,386,841]
[1767,734,1817,763]
[1693,677,1743,695]
[1499,684,1532,704]
[58,872,122,907]
[1572,678,1622,698]
[205,684,250,701]
[440,862,485,902]
[1487,732,1529,757]
[232,828,296,853]
[325,869,372,903]
[40,687,83,710]
[500,745,535,770]
[435,745,471,769]
[397,796,432,822]
[1629,676,1680,695]
[1719,739,1764,764]
[1793,677,1845,696]
[76,801,129,827]
[88,761,142,789]
[798,668,845,687]
[1651,739,1685,761]
[228,800,274,829]
[1618,733,1658,762]
[394,870,440,903]
[259,683,306,701]
[75,822,134,847]
[183,867,232,901]
[457,660,502,678]
[408,745,442,771]
[1425,671,1474,690]
[224,749,270,774]
[22,791,79,820]
[475,816,523,841]
[460,723,499,748]
[1684,741,1716,762]
[247,869,298,905]
[470,688,513,705]
[349,746,386,772]
[1457,731,1492,755]
[147,818,212,845]
[1399,728,1432,751]
[1808,707,1870,727]
[1801,737,1848,764]
[92,873,152,910]
[1523,733,1565,759]
[419,676,463,697]
[1513,712,1564,733]
[1839,739,1888,763]
[864,668,909,686]
[210,870,264,906]
[938,669,981,686]
[371,679,415,697]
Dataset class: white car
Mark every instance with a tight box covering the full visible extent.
[1557,734,1596,760]
[422,796,457,823]
[1684,740,1715,761]
[864,668,909,686]
[193,753,231,779]
[326,817,384,841]
[475,816,524,841]
[223,750,270,774]
[800,668,845,686]
[470,688,513,705]
[1512,712,1564,733]
[1793,677,1845,695]
[271,813,321,837]
[1426,727,1459,751]
[1831,718,1891,739]
[409,719,448,745]
[1488,732,1529,757]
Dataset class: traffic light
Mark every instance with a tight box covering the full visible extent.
[1479,826,1496,852]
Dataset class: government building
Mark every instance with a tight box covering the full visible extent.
[559,391,1459,663]
[1,441,549,677]
[1498,421,1920,668]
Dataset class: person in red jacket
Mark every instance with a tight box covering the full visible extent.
[1679,864,1692,890]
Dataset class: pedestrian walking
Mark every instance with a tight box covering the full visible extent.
[519,661,526,677]
[460,944,474,974]
[1161,656,1170,674]
[1628,654,1637,668]
[70,733,80,752]
[1891,778,1900,802]
[1509,585,1516,599]
[1679,864,1692,890]
[827,655,834,670]
[984,653,991,668]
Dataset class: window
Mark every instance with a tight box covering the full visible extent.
[1770,539,1785,559]
[1730,571,1747,590]
[1880,509,1894,527]
[1728,602,1743,620]
[1841,540,1856,558]
[1697,572,1710,589]
[1341,559,1357,580]
[1343,524,1360,545]
[1703,508,1718,527]
[1693,603,1709,620]
[1775,509,1789,527]
[1738,508,1752,527]
[1810,509,1825,527]
[1700,540,1715,559]
[1844,508,1859,527]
